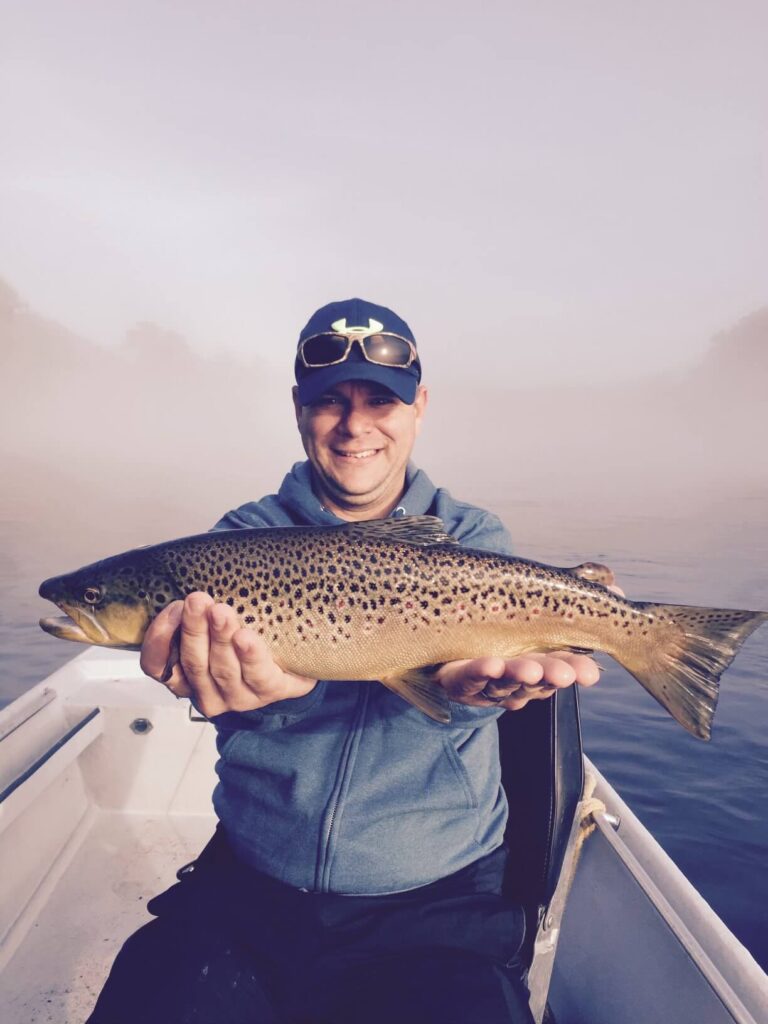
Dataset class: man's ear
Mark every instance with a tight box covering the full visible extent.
[292,386,303,427]
[413,385,428,435]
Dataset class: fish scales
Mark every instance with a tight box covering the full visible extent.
[39,516,768,739]
[54,526,650,678]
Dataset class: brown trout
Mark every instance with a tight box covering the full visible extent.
[38,516,767,739]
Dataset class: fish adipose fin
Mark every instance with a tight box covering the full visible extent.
[380,666,452,723]
[342,516,458,547]
[617,605,768,740]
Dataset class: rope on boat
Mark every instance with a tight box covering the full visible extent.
[572,769,606,862]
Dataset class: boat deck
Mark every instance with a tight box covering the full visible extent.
[3,811,214,1023]
[0,649,218,1023]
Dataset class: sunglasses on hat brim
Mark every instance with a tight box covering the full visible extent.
[298,331,418,370]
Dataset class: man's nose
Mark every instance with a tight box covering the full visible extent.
[339,402,373,435]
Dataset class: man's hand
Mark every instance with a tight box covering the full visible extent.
[437,578,624,712]
[140,593,317,717]
[435,652,602,711]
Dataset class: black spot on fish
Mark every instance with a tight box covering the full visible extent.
[239,587,248,598]
[155,594,166,603]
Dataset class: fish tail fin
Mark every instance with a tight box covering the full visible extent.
[380,666,452,724]
[615,605,768,740]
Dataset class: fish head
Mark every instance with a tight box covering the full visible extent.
[39,550,183,648]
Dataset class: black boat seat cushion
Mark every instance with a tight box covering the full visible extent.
[498,686,585,964]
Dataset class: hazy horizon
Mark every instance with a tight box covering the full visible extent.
[2,275,766,564]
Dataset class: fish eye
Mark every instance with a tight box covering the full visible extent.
[83,587,102,604]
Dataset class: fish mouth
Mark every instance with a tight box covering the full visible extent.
[39,603,110,644]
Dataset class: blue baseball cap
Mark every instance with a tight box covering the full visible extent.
[295,298,421,405]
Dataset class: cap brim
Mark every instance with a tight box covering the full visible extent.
[297,362,419,405]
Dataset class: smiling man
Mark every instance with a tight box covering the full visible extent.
[87,299,602,1024]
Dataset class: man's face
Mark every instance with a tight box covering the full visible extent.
[293,379,428,518]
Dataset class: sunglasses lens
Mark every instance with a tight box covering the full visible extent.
[301,334,349,366]
[362,335,413,366]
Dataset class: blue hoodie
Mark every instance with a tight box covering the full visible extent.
[209,462,515,895]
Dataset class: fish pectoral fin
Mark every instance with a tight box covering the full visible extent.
[342,516,458,547]
[380,666,452,723]
[160,624,182,684]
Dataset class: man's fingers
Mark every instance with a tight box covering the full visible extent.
[140,600,184,680]
[162,663,194,699]
[178,592,224,702]
[540,652,601,688]
[437,657,507,698]
[232,630,276,680]
[207,603,253,693]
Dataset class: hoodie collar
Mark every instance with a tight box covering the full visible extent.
[276,461,437,526]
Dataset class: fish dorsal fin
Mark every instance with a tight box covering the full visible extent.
[341,515,458,547]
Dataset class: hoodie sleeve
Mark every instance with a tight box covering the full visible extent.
[206,681,329,732]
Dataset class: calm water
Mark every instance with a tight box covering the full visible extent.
[2,490,767,969]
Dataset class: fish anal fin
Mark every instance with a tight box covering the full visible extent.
[380,665,452,723]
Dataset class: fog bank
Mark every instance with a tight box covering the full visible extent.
[3,277,766,552]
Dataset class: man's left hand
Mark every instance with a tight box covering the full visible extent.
[435,652,602,711]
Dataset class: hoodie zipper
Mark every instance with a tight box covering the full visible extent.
[316,684,370,891]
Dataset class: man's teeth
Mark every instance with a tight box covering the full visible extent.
[336,450,377,459]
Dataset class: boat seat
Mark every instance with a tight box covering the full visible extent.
[498,685,585,968]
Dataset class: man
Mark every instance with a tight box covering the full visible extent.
[88,299,603,1024]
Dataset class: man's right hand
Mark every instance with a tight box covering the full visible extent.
[140,593,318,717]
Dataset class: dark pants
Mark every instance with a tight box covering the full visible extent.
[87,831,534,1024]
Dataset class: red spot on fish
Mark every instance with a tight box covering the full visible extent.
[532,608,540,616]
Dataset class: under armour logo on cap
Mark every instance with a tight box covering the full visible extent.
[331,317,385,335]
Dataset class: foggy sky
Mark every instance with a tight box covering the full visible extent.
[2,1,767,386]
